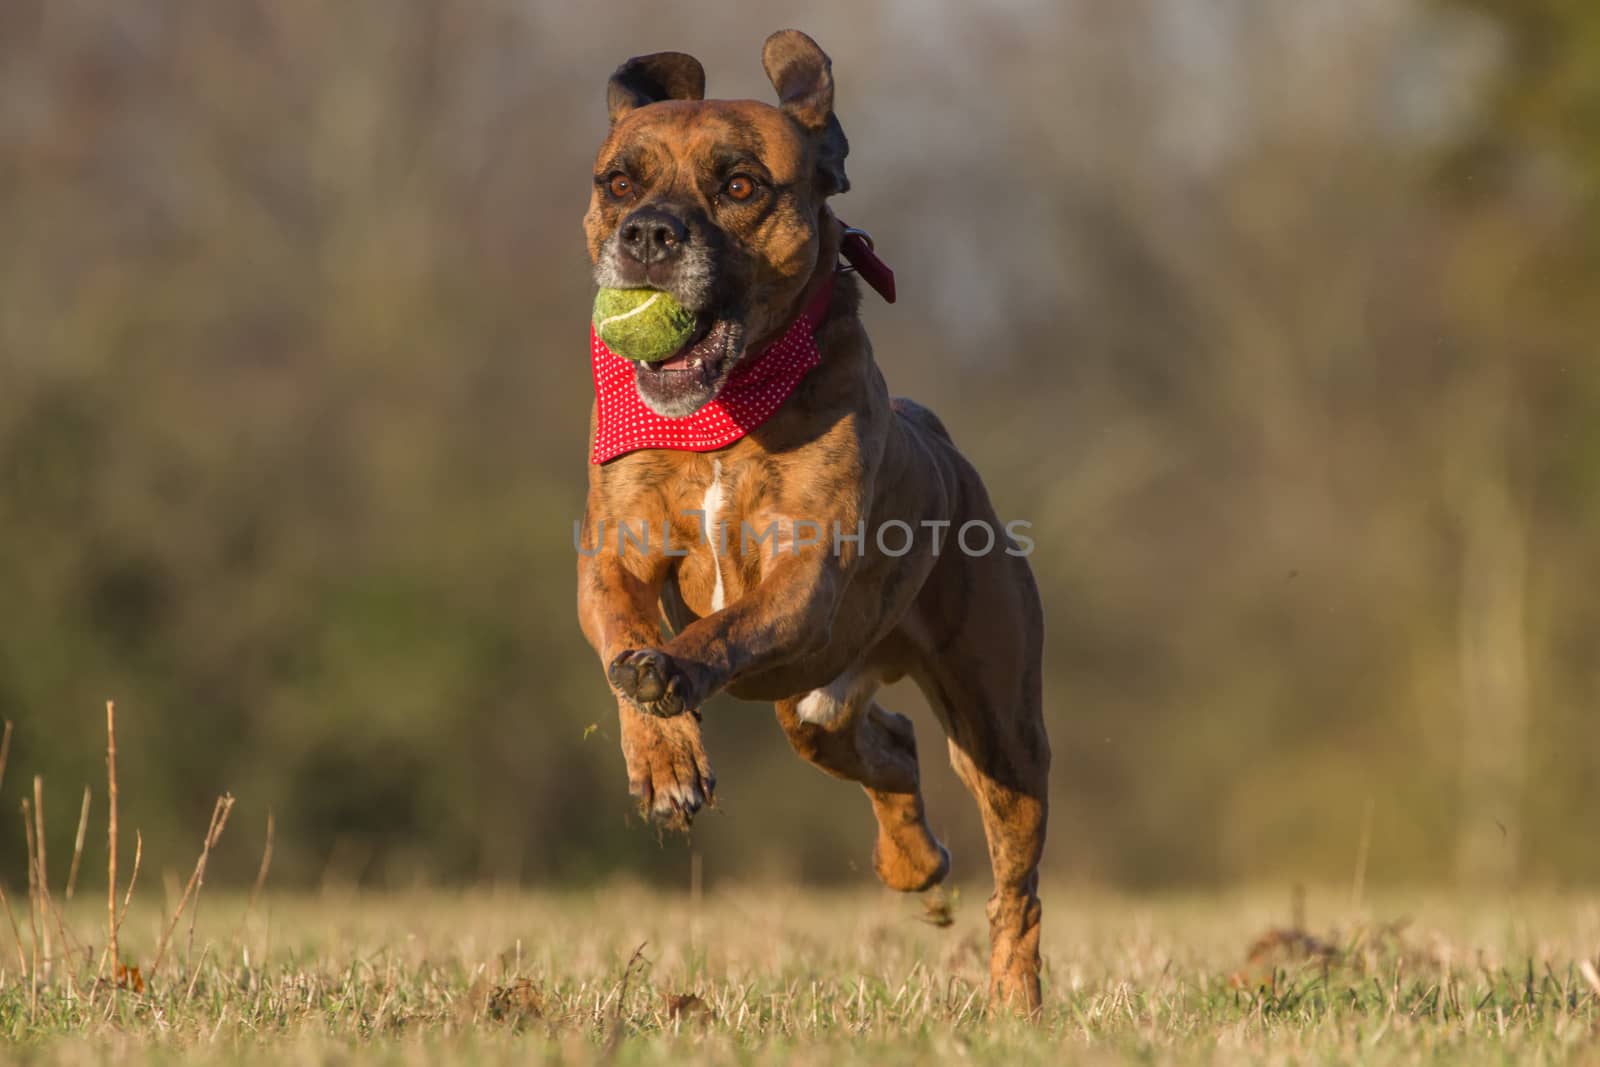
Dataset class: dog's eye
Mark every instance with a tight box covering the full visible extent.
[606,173,633,200]
[724,175,757,202]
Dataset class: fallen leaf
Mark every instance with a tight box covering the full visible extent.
[1246,927,1337,965]
[115,962,145,993]
[486,977,544,1023]
[664,991,712,1022]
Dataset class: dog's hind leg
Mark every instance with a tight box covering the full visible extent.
[913,553,1050,1017]
[775,674,950,893]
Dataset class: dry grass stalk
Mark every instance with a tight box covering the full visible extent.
[1580,959,1600,999]
[21,786,87,996]
[1351,796,1375,911]
[97,831,143,1006]
[32,779,48,903]
[249,809,275,912]
[27,777,81,985]
[0,884,28,983]
[118,830,143,929]
[603,941,649,1055]
[106,828,144,987]
[67,786,91,901]
[105,700,118,984]
[21,799,37,900]
[186,796,236,967]
[20,794,83,998]
[27,780,83,979]
[21,802,42,1002]
[151,794,235,974]
[22,796,51,983]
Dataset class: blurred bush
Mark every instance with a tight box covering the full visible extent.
[0,0,1593,889]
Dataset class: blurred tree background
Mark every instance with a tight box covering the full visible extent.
[0,0,1594,891]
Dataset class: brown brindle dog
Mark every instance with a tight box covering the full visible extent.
[576,30,1049,1013]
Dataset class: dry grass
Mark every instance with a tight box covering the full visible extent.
[0,885,1596,1064]
[0,707,1593,1063]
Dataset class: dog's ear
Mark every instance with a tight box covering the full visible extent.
[762,29,849,195]
[607,52,706,125]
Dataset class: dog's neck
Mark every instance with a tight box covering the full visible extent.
[747,209,850,355]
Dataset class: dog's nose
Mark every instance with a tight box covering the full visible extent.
[618,208,689,264]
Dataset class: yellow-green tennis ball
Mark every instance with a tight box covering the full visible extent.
[593,288,698,362]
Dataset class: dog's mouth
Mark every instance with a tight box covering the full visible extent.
[628,311,745,417]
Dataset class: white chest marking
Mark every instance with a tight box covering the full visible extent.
[702,459,726,612]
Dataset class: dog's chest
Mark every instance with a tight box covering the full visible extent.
[666,457,735,619]
[660,453,794,621]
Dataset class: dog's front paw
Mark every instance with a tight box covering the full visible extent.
[621,713,716,832]
[608,648,694,718]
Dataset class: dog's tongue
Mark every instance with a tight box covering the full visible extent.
[655,349,693,370]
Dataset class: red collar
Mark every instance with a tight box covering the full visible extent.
[589,225,893,464]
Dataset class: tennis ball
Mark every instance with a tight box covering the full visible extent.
[593,288,698,362]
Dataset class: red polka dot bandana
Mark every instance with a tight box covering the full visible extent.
[589,277,836,464]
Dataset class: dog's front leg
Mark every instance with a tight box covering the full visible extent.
[612,544,853,707]
[578,547,714,830]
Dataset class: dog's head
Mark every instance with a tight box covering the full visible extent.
[584,30,849,417]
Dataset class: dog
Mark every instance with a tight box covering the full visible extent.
[576,30,1049,1013]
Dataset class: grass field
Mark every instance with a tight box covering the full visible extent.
[1,883,1598,1064]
